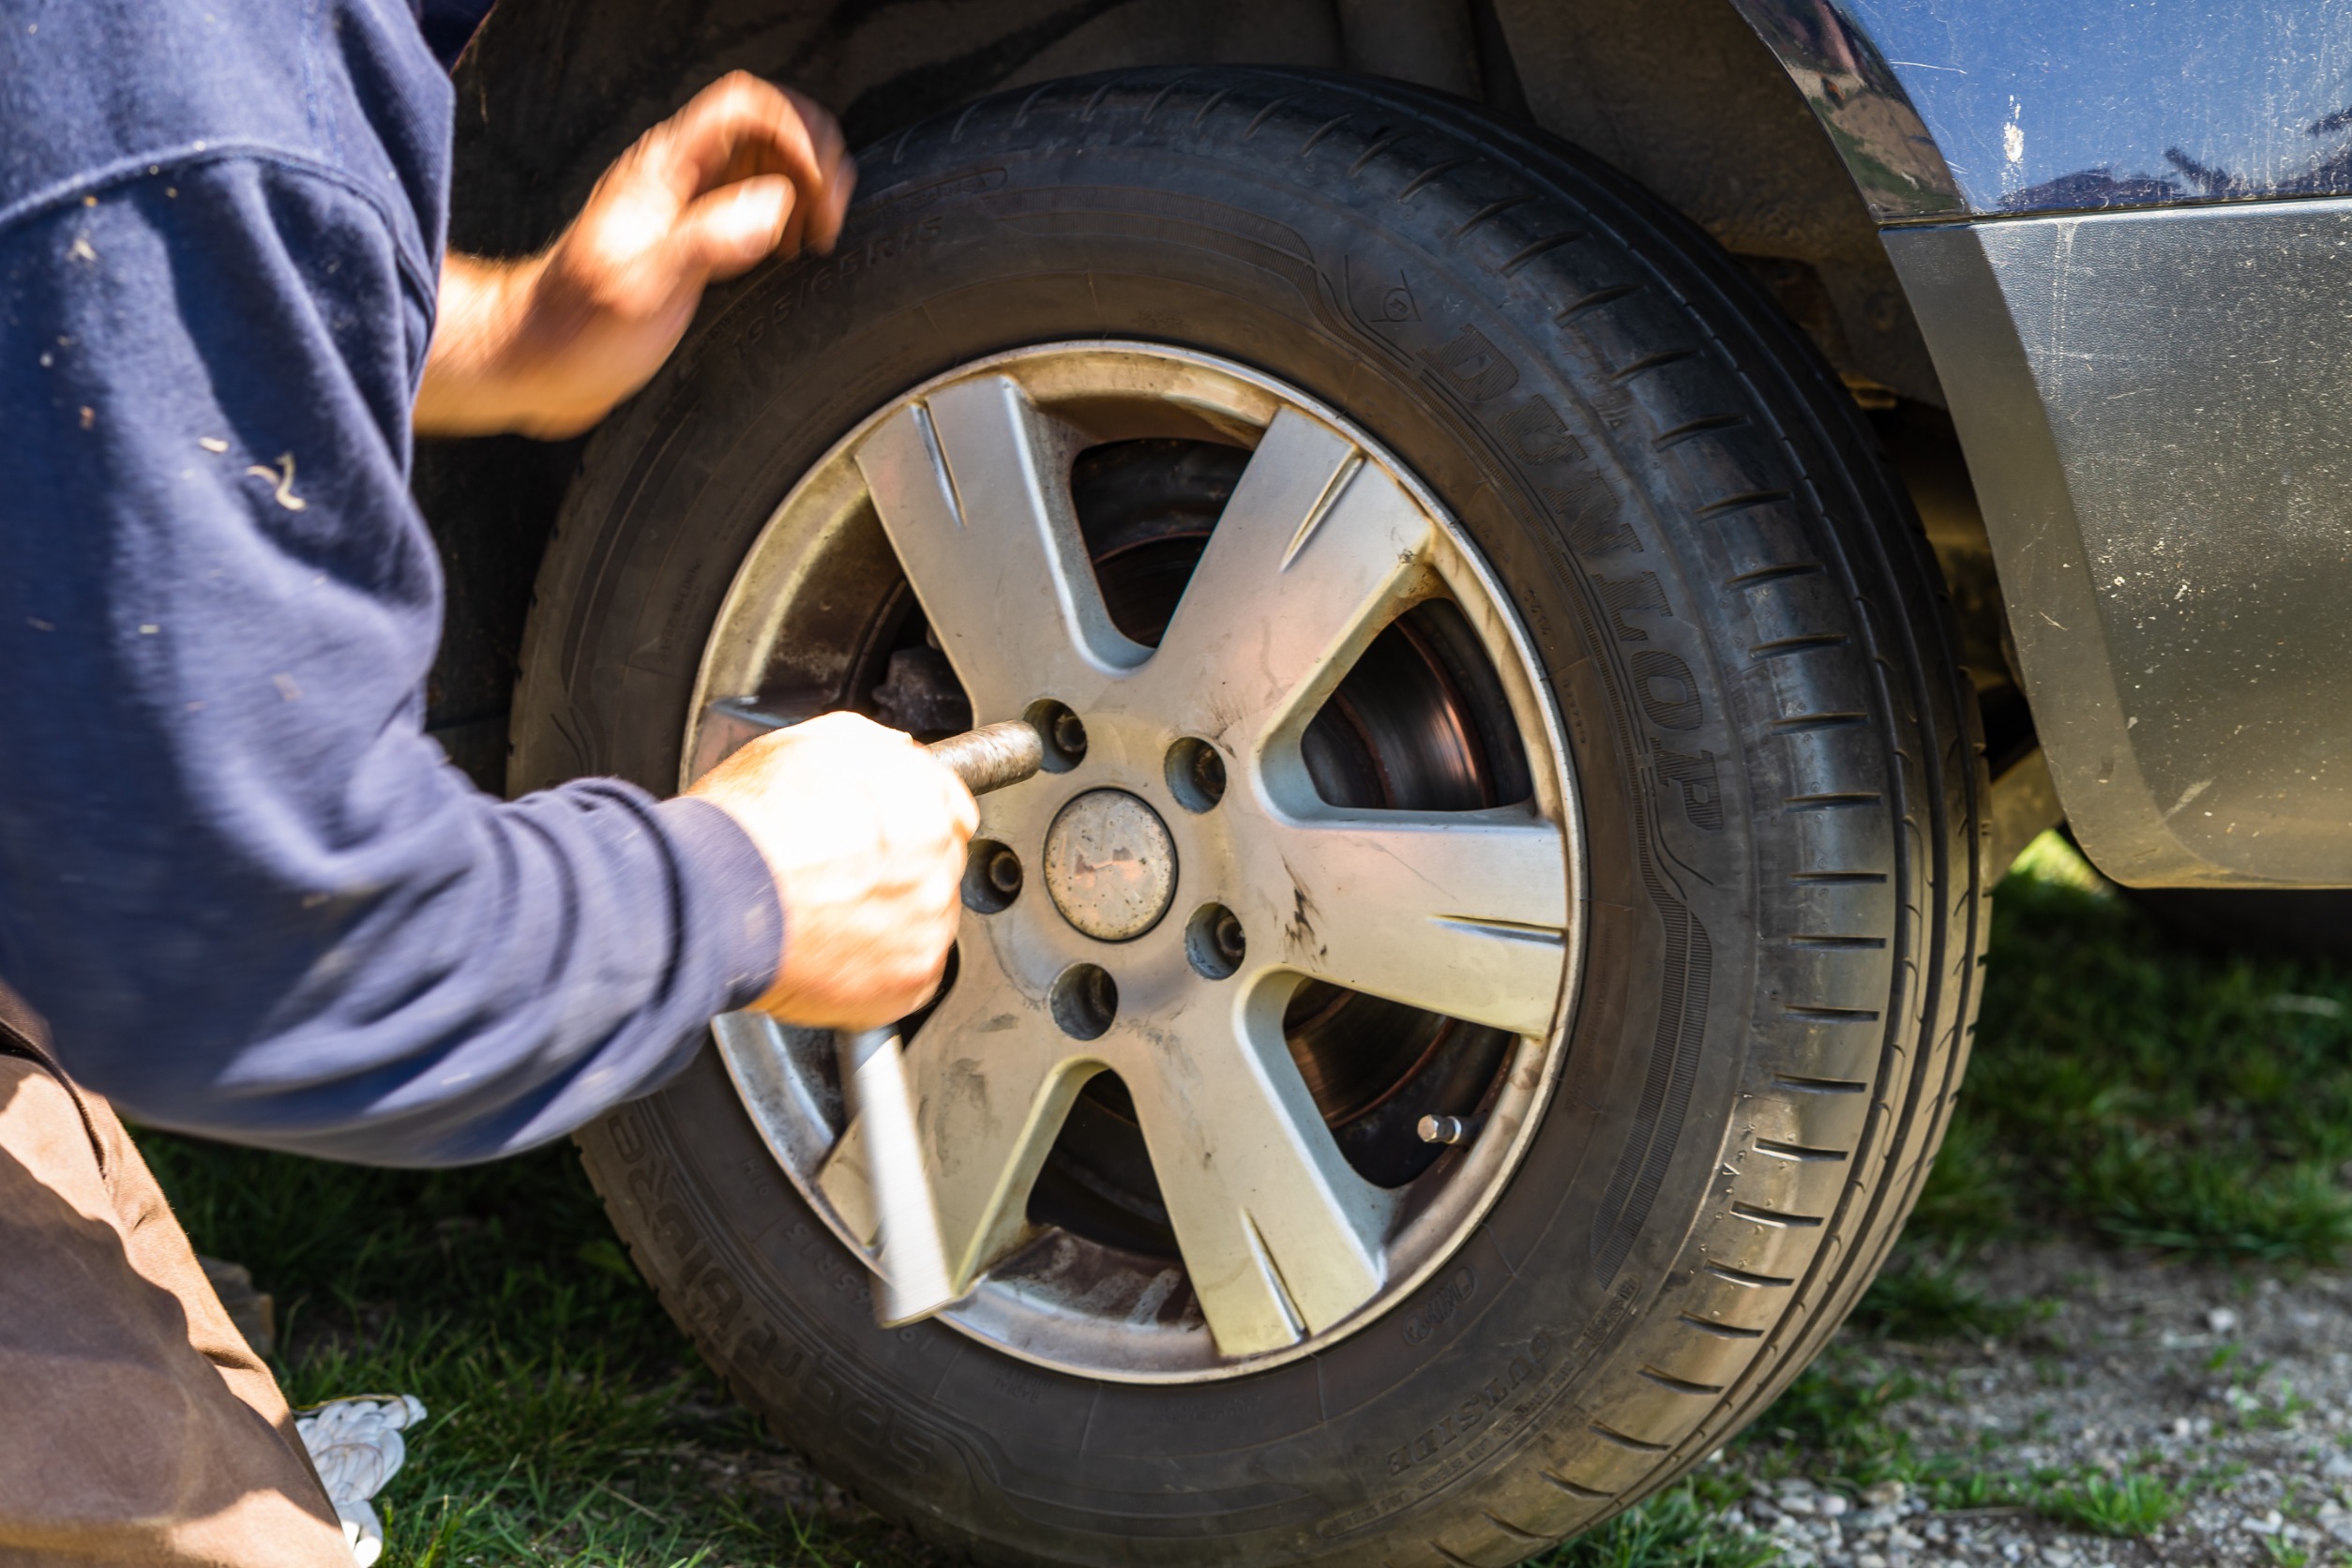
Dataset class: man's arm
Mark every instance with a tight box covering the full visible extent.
[410,72,972,1030]
[0,75,964,1166]
[415,72,853,439]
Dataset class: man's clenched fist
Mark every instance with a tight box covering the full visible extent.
[688,713,978,1030]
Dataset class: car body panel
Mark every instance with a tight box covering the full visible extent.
[1733,0,2352,220]
[1890,205,2352,885]
[1740,0,2352,883]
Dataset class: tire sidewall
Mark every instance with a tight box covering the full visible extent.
[535,85,1863,1563]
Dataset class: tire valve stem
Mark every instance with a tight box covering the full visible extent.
[1417,1113,1481,1146]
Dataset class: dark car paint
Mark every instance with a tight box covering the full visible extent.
[1733,0,2352,220]
[1735,1,2352,884]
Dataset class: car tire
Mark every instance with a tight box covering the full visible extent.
[514,66,1989,1567]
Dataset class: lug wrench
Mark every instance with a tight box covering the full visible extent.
[844,717,1045,1327]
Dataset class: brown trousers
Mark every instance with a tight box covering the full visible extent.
[0,992,351,1567]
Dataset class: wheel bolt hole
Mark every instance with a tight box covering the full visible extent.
[1026,700,1088,772]
[1049,963,1118,1039]
[1165,737,1228,812]
[962,839,1021,913]
[1186,903,1245,981]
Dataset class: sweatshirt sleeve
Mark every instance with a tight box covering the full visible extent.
[0,154,783,1167]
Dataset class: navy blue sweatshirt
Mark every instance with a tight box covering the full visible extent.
[0,0,784,1164]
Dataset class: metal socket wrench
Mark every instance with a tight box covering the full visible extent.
[845,716,1046,1327]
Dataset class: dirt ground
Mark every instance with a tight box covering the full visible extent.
[636,1238,2352,1568]
[1735,1241,2352,1568]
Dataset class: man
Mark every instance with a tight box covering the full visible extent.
[0,2,977,1562]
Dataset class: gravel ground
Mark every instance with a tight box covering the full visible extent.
[609,1239,2352,1568]
[1731,1240,2352,1568]
[611,1242,2352,1568]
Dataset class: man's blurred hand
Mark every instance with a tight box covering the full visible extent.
[415,72,853,437]
[688,713,978,1031]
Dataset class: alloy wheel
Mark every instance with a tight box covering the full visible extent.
[686,343,1582,1380]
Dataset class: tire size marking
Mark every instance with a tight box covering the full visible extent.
[738,215,946,346]
[1398,1265,1480,1346]
[1380,1330,1553,1480]
[1338,259,1645,583]
[1331,249,1733,1295]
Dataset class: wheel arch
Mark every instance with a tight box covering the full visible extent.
[415,0,1954,791]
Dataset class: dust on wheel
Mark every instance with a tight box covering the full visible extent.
[700,340,1576,1382]
[520,66,1988,1568]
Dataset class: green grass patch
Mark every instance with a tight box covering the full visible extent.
[1911,1467,2179,1540]
[1741,1358,1921,1488]
[1528,1482,1776,1568]
[1735,1355,2186,1542]
[140,1133,919,1568]
[1870,831,2352,1278]
[1847,1245,2040,1342]
[2036,1472,2181,1537]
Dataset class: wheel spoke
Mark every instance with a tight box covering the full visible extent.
[817,961,1093,1291]
[1243,806,1570,1037]
[712,344,1583,1378]
[854,374,1146,719]
[1139,408,1436,746]
[1121,991,1390,1356]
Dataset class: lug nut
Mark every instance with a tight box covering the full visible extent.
[1165,736,1229,812]
[1185,903,1244,980]
[962,838,1022,913]
[1025,699,1088,772]
[1214,911,1245,965]
[1417,1113,1480,1146]
[1049,963,1118,1040]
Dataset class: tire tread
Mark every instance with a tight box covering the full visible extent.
[550,63,1988,1568]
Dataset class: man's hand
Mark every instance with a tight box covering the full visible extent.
[415,72,853,438]
[689,713,978,1030]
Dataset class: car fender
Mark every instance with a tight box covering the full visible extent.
[1739,0,2352,884]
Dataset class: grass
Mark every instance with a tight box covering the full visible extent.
[2041,1473,2183,1537]
[1728,831,2352,1552]
[133,830,2352,1564]
[1898,832,2352,1266]
[1532,1482,1778,1568]
[1740,1355,1922,1489]
[136,1134,918,1567]
[1730,1353,2185,1543]
[1844,1243,2039,1342]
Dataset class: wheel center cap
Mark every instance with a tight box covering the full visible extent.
[1042,789,1177,942]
